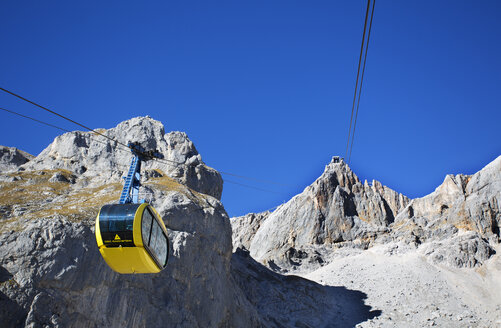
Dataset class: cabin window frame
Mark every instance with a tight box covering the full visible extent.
[141,206,169,268]
[99,203,139,247]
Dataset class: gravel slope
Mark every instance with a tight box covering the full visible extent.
[302,243,501,327]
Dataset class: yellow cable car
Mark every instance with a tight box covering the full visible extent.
[95,203,169,274]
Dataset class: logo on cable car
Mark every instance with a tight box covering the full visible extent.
[103,232,133,245]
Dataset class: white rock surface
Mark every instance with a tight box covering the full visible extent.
[22,116,223,199]
[394,156,501,240]
[231,154,501,326]
[245,156,409,271]
[0,128,260,327]
[233,155,501,271]
[231,211,271,252]
[304,242,501,327]
[232,248,381,328]
[2,116,500,327]
[0,146,33,173]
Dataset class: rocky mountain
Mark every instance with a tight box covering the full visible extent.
[0,117,386,328]
[235,156,410,272]
[0,146,33,173]
[231,155,501,326]
[22,116,222,200]
[1,116,259,327]
[390,157,501,269]
[233,156,500,272]
[393,156,500,240]
[1,115,500,327]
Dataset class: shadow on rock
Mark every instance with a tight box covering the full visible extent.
[0,265,12,283]
[232,248,381,328]
[0,266,27,328]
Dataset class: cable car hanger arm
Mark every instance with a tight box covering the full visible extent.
[119,142,164,205]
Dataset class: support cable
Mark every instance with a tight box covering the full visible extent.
[0,107,70,133]
[348,0,375,163]
[218,171,294,187]
[0,106,131,157]
[0,101,286,193]
[345,0,372,161]
[223,179,282,194]
[0,87,129,149]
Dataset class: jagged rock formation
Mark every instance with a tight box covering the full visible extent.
[0,146,33,173]
[0,117,258,327]
[388,156,501,268]
[393,156,501,244]
[420,231,494,268]
[238,156,410,271]
[0,183,261,327]
[230,155,501,326]
[233,155,501,271]
[0,117,385,328]
[2,115,500,327]
[231,211,271,252]
[22,116,222,200]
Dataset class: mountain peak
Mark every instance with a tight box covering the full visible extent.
[20,116,222,199]
[238,156,409,272]
[0,146,33,172]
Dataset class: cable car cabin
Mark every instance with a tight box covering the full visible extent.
[95,203,169,274]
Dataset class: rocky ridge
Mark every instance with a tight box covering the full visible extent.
[0,117,384,328]
[238,156,411,272]
[1,115,500,327]
[0,146,33,173]
[22,116,222,200]
[233,156,501,272]
[393,157,501,243]
[0,116,258,327]
[231,155,501,326]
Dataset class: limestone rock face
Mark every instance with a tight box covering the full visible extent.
[0,118,260,327]
[4,118,382,328]
[0,185,259,327]
[231,211,271,251]
[233,155,501,271]
[420,231,494,268]
[0,146,33,172]
[385,156,501,268]
[22,116,222,199]
[246,157,409,271]
[394,155,501,243]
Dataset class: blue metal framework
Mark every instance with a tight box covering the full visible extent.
[118,142,163,205]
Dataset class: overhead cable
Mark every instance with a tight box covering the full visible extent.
[348,0,375,163]
[0,93,290,192]
[0,87,130,149]
[0,106,132,156]
[223,179,282,194]
[219,171,295,187]
[0,107,70,133]
[345,0,371,161]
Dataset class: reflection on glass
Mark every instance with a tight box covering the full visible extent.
[139,206,168,267]
[142,208,153,245]
[151,220,168,266]
[100,204,139,233]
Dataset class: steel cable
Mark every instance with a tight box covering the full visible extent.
[0,99,286,193]
[0,87,130,149]
[345,0,372,161]
[348,0,375,163]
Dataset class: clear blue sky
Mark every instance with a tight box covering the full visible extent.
[1,1,500,217]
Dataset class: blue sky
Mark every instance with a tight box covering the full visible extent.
[1,1,500,217]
